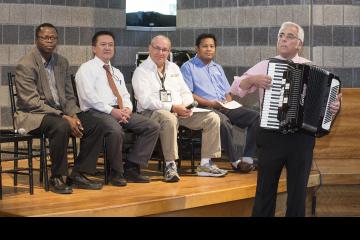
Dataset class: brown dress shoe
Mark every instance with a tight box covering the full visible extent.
[232,161,255,173]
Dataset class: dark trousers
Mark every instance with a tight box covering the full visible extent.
[87,110,160,174]
[212,107,259,162]
[29,112,105,177]
[252,129,315,217]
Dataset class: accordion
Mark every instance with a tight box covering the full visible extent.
[260,58,341,137]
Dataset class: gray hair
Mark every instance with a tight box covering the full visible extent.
[150,35,171,48]
[278,21,304,42]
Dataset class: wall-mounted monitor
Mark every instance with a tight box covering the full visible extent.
[126,0,177,31]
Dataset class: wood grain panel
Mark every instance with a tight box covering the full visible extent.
[314,88,360,159]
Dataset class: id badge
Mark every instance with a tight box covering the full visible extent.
[159,90,172,102]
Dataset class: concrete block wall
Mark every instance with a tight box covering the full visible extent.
[0,0,359,128]
[0,0,127,128]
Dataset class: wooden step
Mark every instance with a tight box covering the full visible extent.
[314,158,360,185]
[316,185,360,217]
[0,161,320,217]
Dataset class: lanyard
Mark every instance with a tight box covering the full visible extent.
[157,71,166,90]
[108,65,121,85]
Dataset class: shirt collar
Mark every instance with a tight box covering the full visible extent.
[40,53,55,68]
[94,56,113,69]
[276,54,300,62]
[145,56,170,72]
[193,55,216,67]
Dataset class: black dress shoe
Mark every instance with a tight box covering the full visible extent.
[124,166,150,183]
[67,173,103,190]
[110,173,127,187]
[232,161,255,173]
[49,176,73,194]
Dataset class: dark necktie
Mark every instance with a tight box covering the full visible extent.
[103,64,123,109]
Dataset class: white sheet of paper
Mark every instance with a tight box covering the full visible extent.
[218,100,242,109]
[192,107,212,113]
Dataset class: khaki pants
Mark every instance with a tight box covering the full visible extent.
[141,110,221,161]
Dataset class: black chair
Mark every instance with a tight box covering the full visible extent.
[126,81,166,174]
[70,74,111,183]
[178,126,201,174]
[0,132,34,199]
[172,50,200,173]
[8,73,77,191]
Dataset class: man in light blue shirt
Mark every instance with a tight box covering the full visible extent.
[181,33,260,173]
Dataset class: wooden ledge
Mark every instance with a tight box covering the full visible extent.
[0,169,320,217]
[314,158,360,185]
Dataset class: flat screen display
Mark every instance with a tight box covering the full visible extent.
[126,0,177,28]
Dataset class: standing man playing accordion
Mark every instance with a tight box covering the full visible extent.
[230,21,342,217]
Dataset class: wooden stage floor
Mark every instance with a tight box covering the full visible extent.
[0,159,320,217]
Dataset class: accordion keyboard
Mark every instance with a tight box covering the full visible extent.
[260,61,289,129]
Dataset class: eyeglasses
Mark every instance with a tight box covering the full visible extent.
[37,36,58,42]
[151,44,170,53]
[278,33,299,40]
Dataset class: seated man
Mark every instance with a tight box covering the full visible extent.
[181,33,260,173]
[75,31,160,186]
[15,23,104,194]
[132,35,227,182]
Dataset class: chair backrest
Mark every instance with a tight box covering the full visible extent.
[70,75,80,107]
[125,82,137,113]
[7,72,17,130]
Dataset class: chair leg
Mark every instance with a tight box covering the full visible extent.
[39,155,43,184]
[72,137,77,162]
[0,167,2,200]
[39,139,43,184]
[311,192,317,217]
[158,159,162,171]
[27,139,34,195]
[190,131,195,174]
[0,155,2,200]
[177,158,182,169]
[40,135,49,191]
[156,141,162,171]
[159,145,166,176]
[162,156,166,176]
[103,138,109,185]
[14,141,18,186]
[177,138,182,170]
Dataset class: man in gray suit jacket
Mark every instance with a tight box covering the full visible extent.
[15,23,104,194]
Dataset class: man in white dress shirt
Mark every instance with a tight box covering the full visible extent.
[75,31,160,186]
[132,35,227,182]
